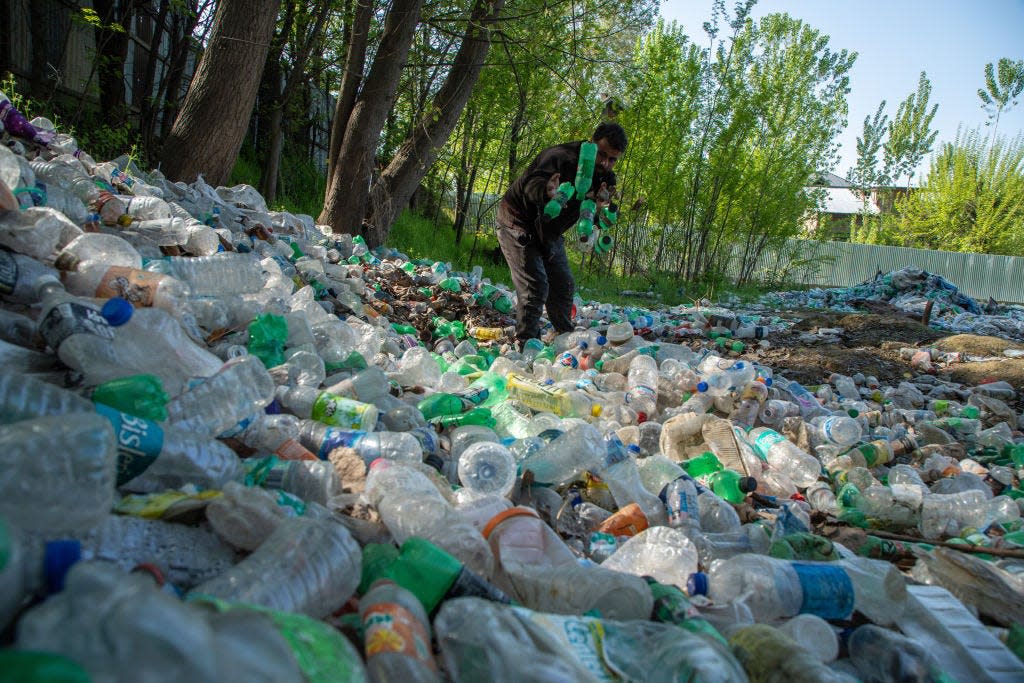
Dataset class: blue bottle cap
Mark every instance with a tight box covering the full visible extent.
[697,381,709,393]
[100,297,133,326]
[687,571,708,597]
[596,335,607,346]
[43,539,82,595]
[627,444,641,455]
[763,377,773,387]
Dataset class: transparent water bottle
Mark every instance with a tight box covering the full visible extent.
[152,253,266,296]
[165,355,276,438]
[0,368,93,423]
[808,415,862,450]
[0,413,115,535]
[595,433,667,525]
[457,441,517,498]
[747,426,822,488]
[360,579,441,683]
[625,354,659,420]
[920,489,991,539]
[517,423,604,485]
[691,524,771,568]
[192,516,360,618]
[0,250,59,304]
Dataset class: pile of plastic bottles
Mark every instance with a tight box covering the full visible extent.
[756,266,1024,342]
[3,94,1024,682]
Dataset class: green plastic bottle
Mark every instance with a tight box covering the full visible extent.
[438,277,462,293]
[429,408,496,429]
[369,537,511,615]
[324,350,368,374]
[391,323,417,335]
[575,142,597,196]
[575,199,597,242]
[0,651,91,683]
[646,577,726,645]
[417,392,473,420]
[682,451,723,485]
[707,469,757,504]
[90,374,169,422]
[543,181,575,220]
[247,313,288,368]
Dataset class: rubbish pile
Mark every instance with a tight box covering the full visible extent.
[3,95,1024,682]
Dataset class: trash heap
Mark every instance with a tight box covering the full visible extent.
[757,267,1024,342]
[3,96,1024,683]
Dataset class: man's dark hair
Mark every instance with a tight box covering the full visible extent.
[592,122,627,152]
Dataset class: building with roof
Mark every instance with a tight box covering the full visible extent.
[802,172,908,240]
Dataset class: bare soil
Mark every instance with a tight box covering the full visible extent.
[744,310,1024,393]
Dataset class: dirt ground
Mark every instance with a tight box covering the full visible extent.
[745,310,1024,394]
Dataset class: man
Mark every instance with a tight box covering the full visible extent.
[496,122,627,345]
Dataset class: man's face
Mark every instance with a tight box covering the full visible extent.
[594,137,622,174]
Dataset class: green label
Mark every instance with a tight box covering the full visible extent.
[312,392,371,429]
[751,430,785,458]
[95,403,164,486]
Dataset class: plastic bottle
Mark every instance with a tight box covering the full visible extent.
[0,517,80,630]
[192,516,360,618]
[777,614,839,663]
[691,524,771,568]
[808,414,863,450]
[517,423,604,485]
[89,374,169,421]
[0,413,115,535]
[625,354,659,421]
[574,141,597,195]
[297,421,421,464]
[360,579,441,683]
[244,456,341,506]
[594,433,667,525]
[847,624,947,682]
[920,489,991,539]
[707,469,757,504]
[165,355,276,438]
[505,372,602,418]
[696,360,756,397]
[368,537,510,615]
[75,514,237,589]
[149,253,266,296]
[601,525,699,588]
[747,426,821,488]
[774,377,830,418]
[0,249,59,304]
[728,624,848,683]
[457,441,517,498]
[696,490,742,533]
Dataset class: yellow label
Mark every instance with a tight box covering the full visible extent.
[506,373,566,414]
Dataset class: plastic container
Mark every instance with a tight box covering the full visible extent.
[276,384,379,431]
[457,441,517,498]
[192,516,360,618]
[360,579,441,683]
[0,413,116,535]
[165,355,276,438]
[747,426,821,488]
[594,433,667,524]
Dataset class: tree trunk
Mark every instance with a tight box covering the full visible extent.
[159,0,279,185]
[364,0,505,247]
[138,0,170,149]
[325,0,373,192]
[156,5,200,144]
[319,0,424,234]
[91,0,135,126]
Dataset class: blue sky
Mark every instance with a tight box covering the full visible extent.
[657,0,1024,183]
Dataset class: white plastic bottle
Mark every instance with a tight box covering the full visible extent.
[625,354,659,420]
[807,415,862,450]
[192,516,361,618]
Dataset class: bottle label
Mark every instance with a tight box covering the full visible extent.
[315,427,365,459]
[275,438,318,461]
[39,301,115,349]
[93,266,166,306]
[95,403,164,485]
[791,562,854,620]
[362,602,437,669]
[0,250,16,295]
[312,392,372,429]
[506,373,566,414]
[511,607,618,683]
[625,384,656,405]
[751,429,786,458]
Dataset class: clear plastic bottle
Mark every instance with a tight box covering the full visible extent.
[920,489,991,539]
[0,368,93,423]
[661,475,701,529]
[121,194,173,220]
[690,524,771,569]
[601,525,699,588]
[0,250,59,304]
[808,415,862,450]
[625,354,659,420]
[517,423,604,485]
[0,413,115,535]
[595,433,667,525]
[297,420,422,464]
[696,490,742,533]
[457,441,517,498]
[777,614,839,663]
[0,516,80,629]
[696,360,756,397]
[360,579,441,683]
[76,514,237,589]
[150,253,266,296]
[192,516,360,618]
[34,275,128,386]
[165,355,276,438]
[847,624,945,682]
[747,426,822,488]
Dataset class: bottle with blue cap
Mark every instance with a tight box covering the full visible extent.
[0,515,82,630]
[695,360,756,398]
[593,435,667,525]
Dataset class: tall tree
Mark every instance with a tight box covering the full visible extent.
[883,71,938,188]
[318,0,424,235]
[159,0,280,185]
[978,58,1024,141]
[364,0,505,246]
[848,100,889,189]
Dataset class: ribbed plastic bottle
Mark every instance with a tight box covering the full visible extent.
[696,490,742,533]
[0,413,116,535]
[625,354,659,421]
[920,489,991,539]
[75,513,236,589]
[808,414,862,450]
[150,253,266,296]
[847,624,947,682]
[297,420,422,464]
[192,516,360,618]
[276,384,379,431]
[517,423,604,485]
[696,360,756,397]
[691,524,771,568]
[747,426,822,488]
[360,579,441,683]
[165,355,277,438]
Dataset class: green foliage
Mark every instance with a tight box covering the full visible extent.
[978,58,1024,138]
[230,144,326,217]
[883,71,939,188]
[849,100,889,189]
[888,127,1024,255]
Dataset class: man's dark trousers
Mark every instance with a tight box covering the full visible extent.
[496,225,574,342]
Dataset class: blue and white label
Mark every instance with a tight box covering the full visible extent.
[316,427,365,459]
[792,562,854,621]
[95,403,164,486]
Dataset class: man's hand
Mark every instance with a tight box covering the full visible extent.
[592,182,615,211]
[546,173,561,199]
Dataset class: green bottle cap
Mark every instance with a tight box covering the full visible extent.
[384,537,462,614]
